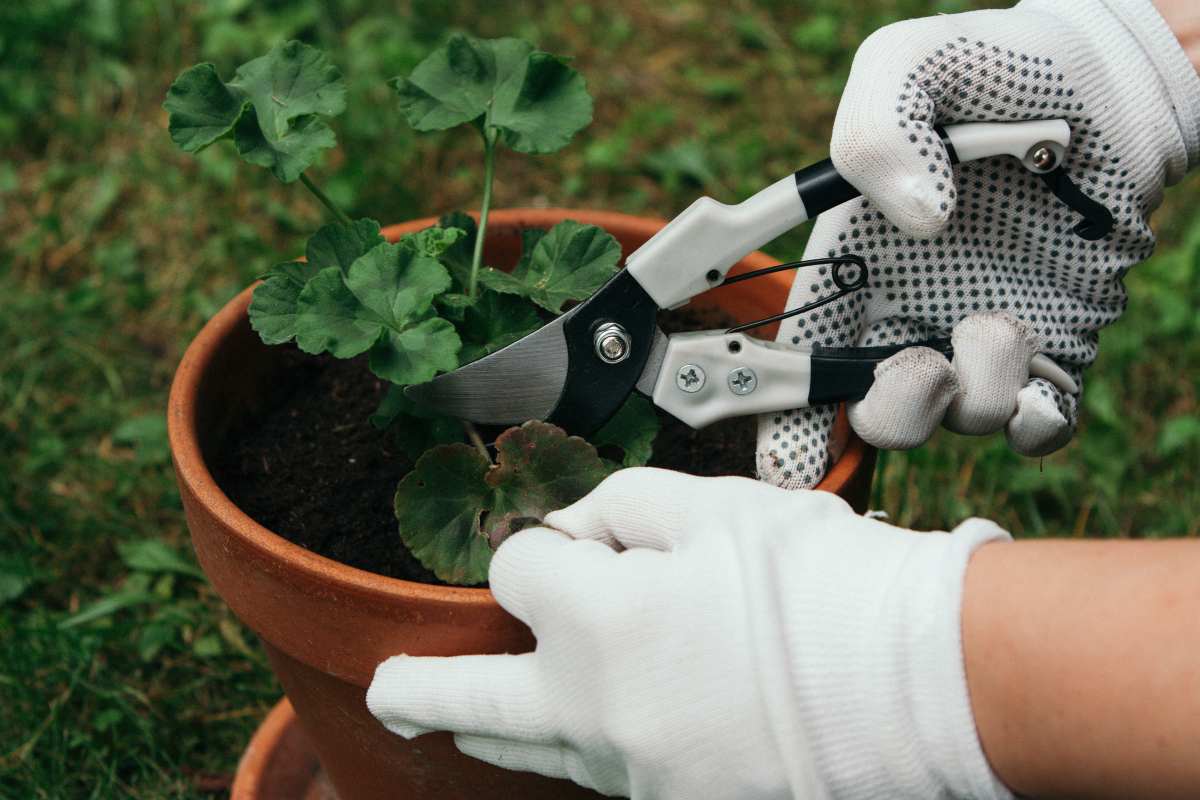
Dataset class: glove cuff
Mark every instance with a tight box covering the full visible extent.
[789,516,1015,800]
[1101,0,1200,178]
[898,519,1016,800]
[1019,0,1200,181]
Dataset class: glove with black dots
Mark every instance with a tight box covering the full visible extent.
[757,0,1200,490]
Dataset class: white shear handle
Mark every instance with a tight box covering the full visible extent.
[625,119,1072,309]
[652,331,1078,430]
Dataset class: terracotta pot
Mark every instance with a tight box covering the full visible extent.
[168,209,876,800]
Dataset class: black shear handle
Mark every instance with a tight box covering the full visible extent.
[807,338,954,406]
[792,128,1112,241]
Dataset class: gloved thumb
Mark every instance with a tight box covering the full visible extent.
[831,19,959,238]
[543,467,692,552]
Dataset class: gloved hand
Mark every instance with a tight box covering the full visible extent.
[368,468,1014,800]
[758,0,1200,489]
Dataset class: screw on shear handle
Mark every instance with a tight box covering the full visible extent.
[717,255,869,335]
[593,322,631,364]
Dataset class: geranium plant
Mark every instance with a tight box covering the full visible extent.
[164,35,659,585]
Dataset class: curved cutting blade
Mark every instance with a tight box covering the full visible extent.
[404,313,571,426]
[406,270,661,434]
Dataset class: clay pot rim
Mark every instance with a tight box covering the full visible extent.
[167,208,868,607]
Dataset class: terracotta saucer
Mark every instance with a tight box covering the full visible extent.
[232,699,337,800]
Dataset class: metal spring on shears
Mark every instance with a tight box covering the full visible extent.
[717,255,869,335]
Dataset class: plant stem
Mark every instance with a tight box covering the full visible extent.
[299,173,352,228]
[462,421,491,462]
[468,129,498,299]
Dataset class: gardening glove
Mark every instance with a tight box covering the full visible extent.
[367,468,1014,800]
[757,0,1200,489]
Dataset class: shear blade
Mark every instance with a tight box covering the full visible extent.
[404,313,571,425]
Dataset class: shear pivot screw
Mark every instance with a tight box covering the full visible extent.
[1028,144,1058,172]
[727,367,757,395]
[676,364,706,393]
[594,322,631,364]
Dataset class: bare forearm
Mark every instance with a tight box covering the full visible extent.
[1155,0,1200,72]
[962,539,1200,799]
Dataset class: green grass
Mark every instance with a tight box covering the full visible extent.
[1,0,1197,796]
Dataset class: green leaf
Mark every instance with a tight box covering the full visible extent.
[113,413,169,462]
[642,140,717,189]
[0,558,35,605]
[369,317,461,385]
[248,261,322,345]
[163,63,248,153]
[260,259,324,286]
[591,395,661,467]
[1084,380,1121,429]
[192,633,224,658]
[294,241,461,376]
[395,444,495,585]
[401,225,466,259]
[483,421,613,547]
[229,40,346,141]
[93,709,124,732]
[458,289,541,363]
[391,34,592,154]
[233,111,336,183]
[306,218,385,275]
[59,589,154,629]
[163,42,346,182]
[394,423,613,584]
[294,266,382,358]
[250,220,384,346]
[370,384,410,430]
[476,267,527,297]
[479,220,619,313]
[437,211,478,290]
[371,386,464,457]
[229,40,346,182]
[138,621,178,662]
[476,228,547,298]
[392,414,464,461]
[345,242,449,326]
[791,15,841,56]
[116,540,204,579]
[1157,416,1200,457]
[435,292,476,324]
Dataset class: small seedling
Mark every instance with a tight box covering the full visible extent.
[165,34,660,585]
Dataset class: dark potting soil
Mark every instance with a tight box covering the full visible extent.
[213,307,756,584]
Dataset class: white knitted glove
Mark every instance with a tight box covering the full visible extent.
[758,0,1200,489]
[368,468,1014,800]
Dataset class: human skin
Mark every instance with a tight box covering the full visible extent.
[963,539,1200,798]
[1154,0,1200,71]
[961,8,1200,799]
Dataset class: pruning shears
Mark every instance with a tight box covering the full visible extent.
[407,119,1110,435]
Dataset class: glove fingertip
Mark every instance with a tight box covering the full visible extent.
[848,347,958,450]
[1005,379,1075,457]
[367,656,434,739]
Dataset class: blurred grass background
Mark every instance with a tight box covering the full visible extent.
[1,0,1197,796]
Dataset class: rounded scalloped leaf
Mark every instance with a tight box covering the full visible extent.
[164,41,345,182]
[395,444,494,585]
[478,220,619,313]
[163,63,248,153]
[230,40,346,139]
[483,421,613,547]
[248,261,322,345]
[368,317,461,385]
[391,34,592,155]
[591,395,661,467]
